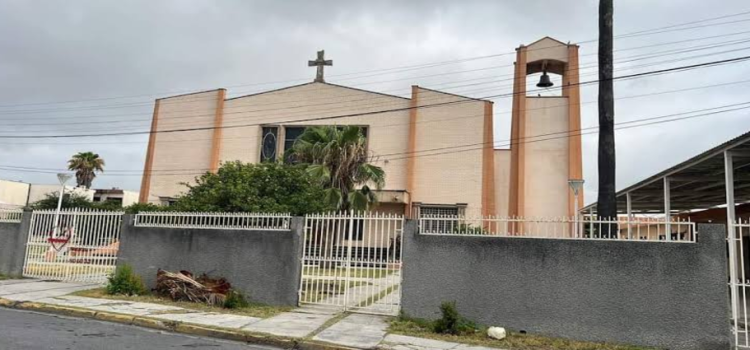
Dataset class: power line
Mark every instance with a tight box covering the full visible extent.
[4,77,747,146]
[2,9,749,109]
[5,43,750,134]
[4,31,750,119]
[1,54,747,139]
[3,101,747,176]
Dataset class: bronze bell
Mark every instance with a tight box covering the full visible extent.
[537,70,553,88]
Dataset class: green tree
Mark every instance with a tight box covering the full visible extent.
[30,192,94,210]
[290,125,385,211]
[67,152,105,189]
[173,161,333,215]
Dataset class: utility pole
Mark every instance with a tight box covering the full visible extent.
[597,0,617,237]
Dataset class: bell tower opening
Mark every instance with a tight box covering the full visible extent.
[525,62,564,97]
[508,37,583,222]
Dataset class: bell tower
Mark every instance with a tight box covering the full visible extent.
[508,37,583,219]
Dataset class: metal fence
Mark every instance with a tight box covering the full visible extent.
[300,211,404,315]
[419,214,696,242]
[0,208,23,223]
[730,220,750,349]
[22,208,124,284]
[133,211,291,230]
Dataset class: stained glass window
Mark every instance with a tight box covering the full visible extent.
[260,127,278,162]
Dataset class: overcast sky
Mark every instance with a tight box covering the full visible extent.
[0,0,749,205]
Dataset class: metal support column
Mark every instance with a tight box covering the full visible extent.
[726,150,741,345]
[626,192,632,239]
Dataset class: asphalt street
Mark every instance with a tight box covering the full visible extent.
[0,307,279,350]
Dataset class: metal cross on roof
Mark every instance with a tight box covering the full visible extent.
[308,50,332,83]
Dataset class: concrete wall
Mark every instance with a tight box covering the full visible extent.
[0,212,30,276]
[117,215,303,306]
[401,223,730,350]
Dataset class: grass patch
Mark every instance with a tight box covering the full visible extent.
[72,288,291,319]
[23,264,114,278]
[300,279,371,303]
[0,274,22,280]
[389,317,658,350]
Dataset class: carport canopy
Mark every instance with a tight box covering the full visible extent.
[583,131,750,216]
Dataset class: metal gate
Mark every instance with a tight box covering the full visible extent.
[731,220,750,348]
[299,211,404,315]
[23,208,124,284]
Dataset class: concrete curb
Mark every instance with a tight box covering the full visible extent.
[0,297,357,350]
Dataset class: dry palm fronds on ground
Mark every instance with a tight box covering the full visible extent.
[155,269,231,306]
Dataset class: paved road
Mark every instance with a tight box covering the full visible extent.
[0,307,279,350]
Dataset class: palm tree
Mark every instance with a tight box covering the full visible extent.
[291,125,385,211]
[67,152,105,189]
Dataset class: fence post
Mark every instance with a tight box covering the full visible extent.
[343,210,354,309]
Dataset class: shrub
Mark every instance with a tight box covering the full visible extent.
[106,264,147,296]
[433,301,478,335]
[29,193,94,210]
[453,224,488,235]
[223,289,249,309]
[123,202,168,214]
[172,161,334,215]
[93,200,125,211]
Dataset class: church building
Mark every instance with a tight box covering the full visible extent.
[139,37,583,219]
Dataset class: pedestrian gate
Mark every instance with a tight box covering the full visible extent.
[299,212,404,315]
[22,209,124,284]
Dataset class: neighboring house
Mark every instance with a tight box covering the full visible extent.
[140,37,583,220]
[27,185,94,205]
[0,179,30,208]
[93,188,140,207]
[0,179,95,208]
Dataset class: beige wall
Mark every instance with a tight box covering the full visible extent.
[526,37,569,65]
[494,150,511,217]
[148,90,221,199]
[0,180,30,208]
[523,97,569,218]
[146,83,493,213]
[220,83,411,192]
[411,88,486,213]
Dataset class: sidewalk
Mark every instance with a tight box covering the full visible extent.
[0,279,500,350]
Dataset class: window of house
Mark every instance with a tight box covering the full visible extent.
[283,126,307,163]
[419,205,460,233]
[421,206,459,217]
[260,126,279,162]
